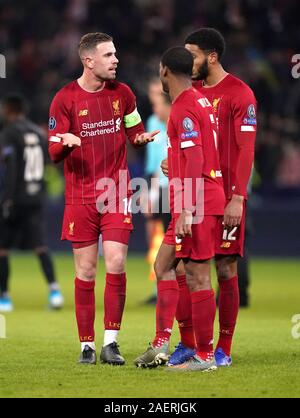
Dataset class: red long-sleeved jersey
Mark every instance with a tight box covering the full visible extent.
[48,80,144,205]
[195,73,257,199]
[167,87,225,218]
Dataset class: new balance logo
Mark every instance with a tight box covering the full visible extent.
[79,109,88,116]
[221,242,231,248]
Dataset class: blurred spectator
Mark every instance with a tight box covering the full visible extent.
[0,0,299,191]
[143,80,171,303]
[0,94,64,312]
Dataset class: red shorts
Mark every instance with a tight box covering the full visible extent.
[215,201,246,257]
[163,216,220,261]
[61,204,133,248]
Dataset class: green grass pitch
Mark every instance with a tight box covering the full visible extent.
[0,254,300,398]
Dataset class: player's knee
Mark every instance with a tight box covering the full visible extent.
[154,258,168,280]
[217,268,232,281]
[216,256,237,280]
[154,259,162,280]
[105,252,126,274]
[186,274,211,292]
[154,260,175,281]
[77,261,97,281]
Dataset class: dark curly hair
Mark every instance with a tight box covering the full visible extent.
[185,28,226,60]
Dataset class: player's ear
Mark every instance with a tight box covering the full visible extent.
[161,65,168,78]
[85,56,94,69]
[208,52,218,65]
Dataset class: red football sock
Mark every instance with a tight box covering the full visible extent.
[104,273,126,330]
[75,277,95,343]
[191,289,216,355]
[176,275,195,349]
[153,280,179,346]
[217,275,240,356]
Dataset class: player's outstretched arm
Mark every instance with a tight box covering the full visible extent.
[133,130,160,145]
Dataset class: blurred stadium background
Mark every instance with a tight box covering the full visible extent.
[0,0,300,398]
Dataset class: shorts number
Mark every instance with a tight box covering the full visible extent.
[123,197,132,215]
[222,227,238,241]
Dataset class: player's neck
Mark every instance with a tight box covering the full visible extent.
[77,74,106,93]
[203,65,228,88]
[169,79,192,102]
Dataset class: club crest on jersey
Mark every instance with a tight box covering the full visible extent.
[183,117,194,132]
[212,98,221,113]
[112,99,121,115]
[48,117,56,130]
[78,109,88,117]
[69,222,75,236]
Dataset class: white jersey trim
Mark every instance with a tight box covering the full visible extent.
[181,140,196,149]
[241,126,255,132]
[49,136,61,143]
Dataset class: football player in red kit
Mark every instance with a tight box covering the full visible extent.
[165,28,257,367]
[48,33,158,365]
[134,47,225,371]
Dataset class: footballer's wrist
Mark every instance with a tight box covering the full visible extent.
[231,194,244,203]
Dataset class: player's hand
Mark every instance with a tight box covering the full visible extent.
[161,158,168,177]
[134,130,160,145]
[223,194,244,228]
[56,133,81,148]
[175,210,193,239]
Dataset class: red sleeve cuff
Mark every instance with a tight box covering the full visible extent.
[126,122,145,147]
[48,142,73,163]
